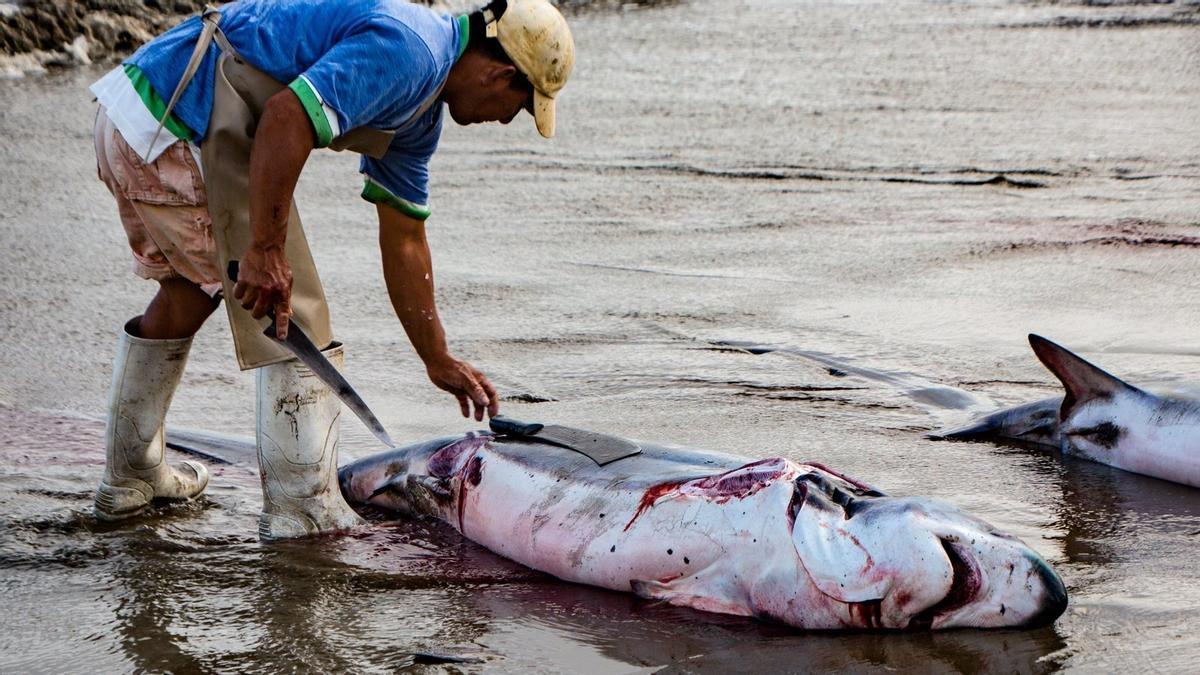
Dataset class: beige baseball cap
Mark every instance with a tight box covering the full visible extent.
[492,0,575,138]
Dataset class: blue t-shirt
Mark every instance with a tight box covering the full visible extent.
[127,0,466,218]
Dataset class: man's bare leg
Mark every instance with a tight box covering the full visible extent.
[135,277,221,340]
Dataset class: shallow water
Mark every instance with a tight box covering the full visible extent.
[2,0,1199,672]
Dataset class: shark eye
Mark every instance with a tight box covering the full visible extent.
[1067,421,1121,446]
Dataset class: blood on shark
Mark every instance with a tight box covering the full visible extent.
[339,429,1067,630]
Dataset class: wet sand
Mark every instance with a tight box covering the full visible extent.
[2,0,1199,672]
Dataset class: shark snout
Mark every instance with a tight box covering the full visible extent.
[930,535,1068,629]
[1024,552,1068,627]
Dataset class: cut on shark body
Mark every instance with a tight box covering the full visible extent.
[935,335,1200,488]
[339,424,1067,631]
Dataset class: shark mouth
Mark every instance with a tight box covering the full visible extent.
[908,539,982,630]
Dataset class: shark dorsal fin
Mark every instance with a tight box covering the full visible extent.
[1028,334,1137,419]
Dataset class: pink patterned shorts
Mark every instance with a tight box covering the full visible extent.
[93,108,223,297]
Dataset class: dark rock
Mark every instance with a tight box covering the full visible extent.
[0,0,200,60]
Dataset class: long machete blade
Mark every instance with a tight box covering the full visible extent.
[267,321,397,448]
[228,260,396,448]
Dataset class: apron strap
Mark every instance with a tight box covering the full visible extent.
[405,81,446,128]
[144,6,224,161]
[210,17,243,61]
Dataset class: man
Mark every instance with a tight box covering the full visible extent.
[89,0,574,538]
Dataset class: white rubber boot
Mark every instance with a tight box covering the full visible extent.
[94,318,210,521]
[256,342,365,539]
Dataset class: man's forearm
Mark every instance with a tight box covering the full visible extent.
[377,204,499,420]
[234,89,317,329]
[248,90,315,252]
[378,208,450,365]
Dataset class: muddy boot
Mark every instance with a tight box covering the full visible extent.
[95,318,210,521]
[256,343,365,539]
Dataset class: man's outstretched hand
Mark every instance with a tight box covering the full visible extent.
[234,245,293,340]
[426,355,500,421]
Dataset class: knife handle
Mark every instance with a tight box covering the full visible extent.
[490,416,544,437]
[227,260,281,330]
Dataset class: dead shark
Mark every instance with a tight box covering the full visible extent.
[935,335,1200,488]
[338,426,1067,631]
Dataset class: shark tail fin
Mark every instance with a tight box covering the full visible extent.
[1028,334,1139,419]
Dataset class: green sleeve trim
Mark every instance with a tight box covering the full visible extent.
[362,178,432,221]
[287,77,334,148]
[122,64,193,141]
[456,14,470,60]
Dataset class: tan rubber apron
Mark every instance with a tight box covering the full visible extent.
[154,7,437,369]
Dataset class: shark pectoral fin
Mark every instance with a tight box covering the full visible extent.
[367,477,403,500]
[354,474,413,513]
[357,474,451,516]
[630,566,753,617]
[793,519,887,602]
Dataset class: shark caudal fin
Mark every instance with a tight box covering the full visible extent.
[1028,334,1140,419]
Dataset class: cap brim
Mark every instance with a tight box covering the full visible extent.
[533,89,555,139]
